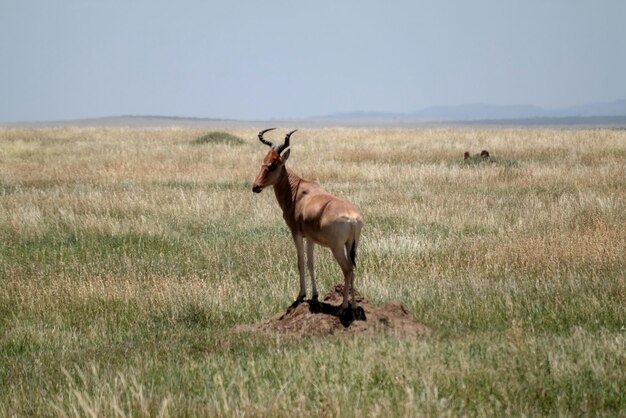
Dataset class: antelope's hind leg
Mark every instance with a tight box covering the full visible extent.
[330,244,354,311]
[344,254,365,320]
[330,242,365,324]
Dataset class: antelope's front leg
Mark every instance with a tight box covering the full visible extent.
[306,239,319,300]
[292,233,307,301]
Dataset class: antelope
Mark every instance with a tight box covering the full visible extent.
[464,150,490,160]
[252,128,363,317]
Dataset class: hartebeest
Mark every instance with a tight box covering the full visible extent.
[252,128,363,315]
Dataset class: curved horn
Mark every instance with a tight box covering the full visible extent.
[276,129,298,154]
[258,128,276,147]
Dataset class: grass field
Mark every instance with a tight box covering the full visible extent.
[1,125,625,416]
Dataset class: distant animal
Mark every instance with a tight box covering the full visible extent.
[464,150,491,160]
[252,128,363,317]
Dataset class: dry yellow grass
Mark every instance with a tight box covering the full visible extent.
[1,125,625,416]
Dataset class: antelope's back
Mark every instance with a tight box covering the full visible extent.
[296,184,362,246]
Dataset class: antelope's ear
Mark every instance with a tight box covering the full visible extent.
[281,148,291,162]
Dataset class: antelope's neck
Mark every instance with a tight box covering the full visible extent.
[273,167,301,223]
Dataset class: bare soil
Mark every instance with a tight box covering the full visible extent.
[235,284,431,338]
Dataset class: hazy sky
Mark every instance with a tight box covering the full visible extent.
[1,1,625,122]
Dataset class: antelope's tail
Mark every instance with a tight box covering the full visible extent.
[348,217,362,268]
[349,240,357,267]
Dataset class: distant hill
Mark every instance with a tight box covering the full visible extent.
[4,100,626,128]
[550,100,626,118]
[314,99,626,124]
[1,115,255,129]
[413,104,546,121]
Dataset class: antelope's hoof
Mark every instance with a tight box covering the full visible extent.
[338,306,366,327]
[339,306,361,327]
[288,298,304,311]
[338,308,353,327]
[309,298,321,313]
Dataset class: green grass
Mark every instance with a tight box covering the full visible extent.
[193,131,245,145]
[1,126,626,416]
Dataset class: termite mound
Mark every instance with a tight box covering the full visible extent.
[235,284,431,339]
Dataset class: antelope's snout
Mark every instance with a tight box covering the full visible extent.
[252,165,268,193]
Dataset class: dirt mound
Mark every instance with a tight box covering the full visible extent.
[235,284,431,338]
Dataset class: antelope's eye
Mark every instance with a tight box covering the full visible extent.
[268,163,278,171]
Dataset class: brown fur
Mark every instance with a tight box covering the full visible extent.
[253,144,363,311]
[464,150,491,159]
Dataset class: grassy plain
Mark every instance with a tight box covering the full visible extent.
[1,125,625,416]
